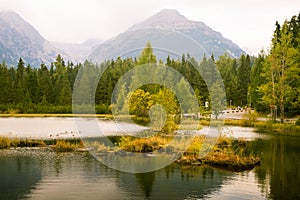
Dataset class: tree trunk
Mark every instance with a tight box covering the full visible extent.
[280,102,284,123]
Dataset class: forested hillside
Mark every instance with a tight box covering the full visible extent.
[0,13,299,121]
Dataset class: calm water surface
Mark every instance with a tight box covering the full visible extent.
[0,118,299,199]
[0,117,147,139]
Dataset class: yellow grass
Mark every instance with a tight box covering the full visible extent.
[0,113,113,118]
[52,140,83,152]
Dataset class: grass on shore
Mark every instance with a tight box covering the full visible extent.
[223,118,300,135]
[197,118,300,136]
[1,134,260,171]
[0,137,46,149]
[114,135,260,171]
[0,113,113,118]
[0,136,84,152]
[52,140,84,152]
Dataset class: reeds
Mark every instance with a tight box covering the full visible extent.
[118,136,169,152]
[52,140,83,152]
[0,136,45,149]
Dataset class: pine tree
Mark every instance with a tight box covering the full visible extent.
[250,52,266,112]
[137,41,157,65]
[237,55,251,106]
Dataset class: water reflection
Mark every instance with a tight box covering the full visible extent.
[0,132,299,199]
[135,172,156,198]
[252,136,300,200]
[0,150,231,199]
[0,150,41,199]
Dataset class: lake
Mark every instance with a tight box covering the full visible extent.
[0,117,148,139]
[0,118,299,199]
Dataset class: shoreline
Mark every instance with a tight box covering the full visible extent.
[0,113,113,118]
[0,135,261,172]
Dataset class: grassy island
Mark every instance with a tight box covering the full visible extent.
[0,134,260,172]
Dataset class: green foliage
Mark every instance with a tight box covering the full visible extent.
[237,55,251,106]
[210,82,226,119]
[137,41,157,65]
[295,118,300,126]
[258,18,300,122]
[0,20,300,122]
[216,54,239,106]
[242,109,259,127]
[250,53,267,112]
[129,89,153,117]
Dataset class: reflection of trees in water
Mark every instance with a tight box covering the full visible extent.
[253,136,300,199]
[117,164,231,199]
[0,153,42,200]
[0,150,241,199]
[135,172,156,198]
[54,153,63,175]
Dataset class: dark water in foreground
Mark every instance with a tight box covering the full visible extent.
[0,133,300,199]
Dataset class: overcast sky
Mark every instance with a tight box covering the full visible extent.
[0,0,299,55]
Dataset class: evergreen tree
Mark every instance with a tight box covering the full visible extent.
[259,20,299,121]
[137,41,157,65]
[250,52,266,112]
[237,54,251,106]
[15,58,26,103]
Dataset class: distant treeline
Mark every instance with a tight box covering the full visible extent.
[0,13,299,121]
[0,51,251,114]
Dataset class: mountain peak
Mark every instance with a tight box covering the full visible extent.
[90,9,244,62]
[129,9,189,30]
[0,11,66,66]
[151,9,188,22]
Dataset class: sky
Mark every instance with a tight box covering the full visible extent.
[0,0,299,55]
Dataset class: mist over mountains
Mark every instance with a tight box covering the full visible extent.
[0,9,245,66]
[88,9,245,62]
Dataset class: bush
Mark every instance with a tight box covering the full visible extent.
[242,109,259,127]
[161,118,178,133]
[0,137,11,149]
[118,136,168,153]
[296,118,300,126]
[53,140,80,152]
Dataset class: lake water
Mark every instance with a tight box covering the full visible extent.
[0,117,265,140]
[0,118,299,199]
[0,117,148,139]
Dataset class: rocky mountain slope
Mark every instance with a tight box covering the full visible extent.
[88,9,245,62]
[0,11,66,67]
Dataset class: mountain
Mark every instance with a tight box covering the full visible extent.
[0,11,66,67]
[88,9,245,63]
[51,39,103,63]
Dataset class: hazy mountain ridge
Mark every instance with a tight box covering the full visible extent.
[0,9,245,66]
[88,9,245,62]
[51,39,103,63]
[0,11,66,66]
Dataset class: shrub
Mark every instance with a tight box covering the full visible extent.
[296,118,300,126]
[53,140,81,152]
[242,109,259,127]
[118,136,168,153]
[0,137,11,149]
